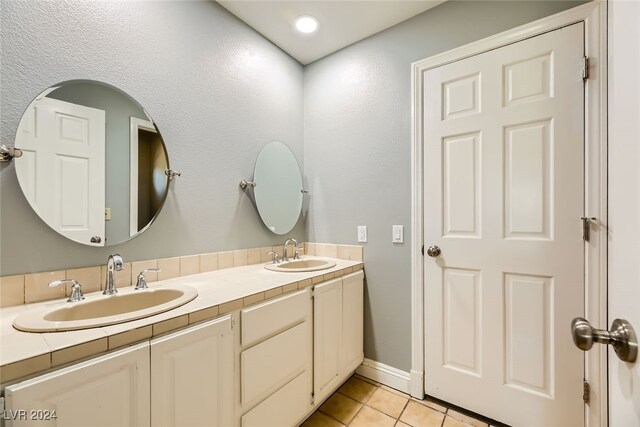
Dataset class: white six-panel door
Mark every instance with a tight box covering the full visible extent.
[423,23,585,426]
[16,97,105,245]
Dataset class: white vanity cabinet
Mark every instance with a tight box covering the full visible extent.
[240,289,313,427]
[314,271,364,402]
[2,267,364,427]
[3,317,235,427]
[150,315,234,427]
[4,342,150,427]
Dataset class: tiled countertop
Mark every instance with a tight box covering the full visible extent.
[0,257,363,385]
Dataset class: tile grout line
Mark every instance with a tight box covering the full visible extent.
[309,376,489,427]
[342,392,365,426]
[397,397,411,425]
[336,377,377,426]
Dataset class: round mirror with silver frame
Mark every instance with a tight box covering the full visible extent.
[253,141,303,235]
[13,80,170,247]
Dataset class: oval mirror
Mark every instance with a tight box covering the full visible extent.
[253,141,303,235]
[14,80,170,246]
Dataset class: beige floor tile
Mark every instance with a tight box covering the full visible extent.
[379,384,411,398]
[395,422,411,427]
[302,411,345,427]
[354,373,380,386]
[447,410,489,427]
[443,415,478,427]
[350,406,396,427]
[399,401,445,427]
[338,377,377,403]
[319,392,362,425]
[412,397,447,413]
[366,387,409,419]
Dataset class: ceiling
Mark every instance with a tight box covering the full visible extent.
[217,1,445,64]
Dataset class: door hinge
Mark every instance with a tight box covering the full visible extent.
[310,287,315,299]
[231,316,236,330]
[310,392,315,405]
[421,244,424,256]
[583,380,590,404]
[582,56,590,80]
[581,217,597,242]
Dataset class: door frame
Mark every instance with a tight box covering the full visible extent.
[129,117,157,237]
[409,2,607,426]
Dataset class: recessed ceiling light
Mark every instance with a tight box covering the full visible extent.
[295,15,319,34]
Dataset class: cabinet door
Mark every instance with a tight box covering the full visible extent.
[342,270,364,374]
[151,316,234,427]
[4,343,150,427]
[313,278,343,400]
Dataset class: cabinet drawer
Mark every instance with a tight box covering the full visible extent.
[241,371,310,427]
[241,321,309,406]
[241,289,309,347]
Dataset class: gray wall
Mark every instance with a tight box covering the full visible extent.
[48,82,150,244]
[0,0,305,275]
[303,1,585,371]
[1,0,586,373]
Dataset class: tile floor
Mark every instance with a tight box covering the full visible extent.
[302,374,492,427]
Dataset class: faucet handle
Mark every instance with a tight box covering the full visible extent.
[49,279,85,303]
[266,251,280,264]
[135,268,161,290]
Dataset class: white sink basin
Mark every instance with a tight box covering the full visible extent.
[13,285,198,332]
[264,257,337,273]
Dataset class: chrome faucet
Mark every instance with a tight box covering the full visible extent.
[266,251,280,264]
[103,254,124,295]
[283,238,299,261]
[135,268,161,290]
[49,279,85,302]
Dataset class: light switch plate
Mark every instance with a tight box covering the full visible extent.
[357,226,368,243]
[392,225,404,243]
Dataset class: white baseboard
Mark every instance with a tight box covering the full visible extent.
[356,358,411,394]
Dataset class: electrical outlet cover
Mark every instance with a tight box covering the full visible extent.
[357,226,368,243]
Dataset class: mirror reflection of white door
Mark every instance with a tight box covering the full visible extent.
[16,97,105,245]
[129,117,157,237]
[423,24,585,426]
[608,0,640,424]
